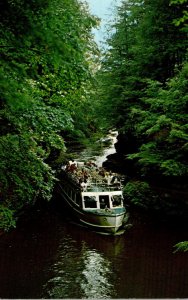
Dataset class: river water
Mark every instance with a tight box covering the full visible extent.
[0,135,188,299]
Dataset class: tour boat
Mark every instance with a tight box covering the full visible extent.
[57,161,129,235]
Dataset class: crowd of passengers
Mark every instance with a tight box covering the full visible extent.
[62,160,122,191]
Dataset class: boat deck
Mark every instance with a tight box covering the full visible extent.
[82,182,122,192]
[61,160,124,193]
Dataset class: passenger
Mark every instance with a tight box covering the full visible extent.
[86,175,91,186]
[85,161,93,168]
[100,198,106,209]
[89,168,98,183]
[112,196,121,207]
[66,163,71,172]
[98,167,105,177]
[86,160,96,167]
[77,169,83,179]
[80,179,88,191]
[81,168,88,179]
[105,171,113,185]
[69,163,77,173]
[112,176,121,189]
[69,160,77,167]
[68,160,73,166]
[91,161,97,167]
[61,164,66,170]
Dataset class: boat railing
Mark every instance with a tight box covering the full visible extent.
[83,181,122,192]
[62,169,123,192]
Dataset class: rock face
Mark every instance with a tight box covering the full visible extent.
[103,132,140,176]
[115,132,139,155]
[103,133,188,220]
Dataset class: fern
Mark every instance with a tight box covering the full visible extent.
[174,241,188,253]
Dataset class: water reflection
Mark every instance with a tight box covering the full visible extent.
[42,235,117,299]
[0,209,188,299]
[1,131,188,299]
[81,245,116,298]
[42,236,82,298]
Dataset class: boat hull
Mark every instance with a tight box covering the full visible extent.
[80,212,126,234]
[57,183,127,235]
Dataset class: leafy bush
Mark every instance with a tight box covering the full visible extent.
[123,181,159,210]
[174,241,188,253]
[0,205,16,232]
[0,0,99,225]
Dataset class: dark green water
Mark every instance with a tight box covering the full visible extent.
[0,207,188,299]
[0,136,187,298]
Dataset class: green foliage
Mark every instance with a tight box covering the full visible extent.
[170,0,188,28]
[0,205,16,231]
[0,0,99,230]
[96,0,188,217]
[128,63,188,177]
[123,181,159,210]
[97,0,188,130]
[0,133,56,209]
[174,241,188,252]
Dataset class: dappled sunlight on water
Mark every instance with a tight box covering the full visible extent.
[0,132,188,298]
[80,247,116,298]
[42,236,116,299]
[0,208,188,298]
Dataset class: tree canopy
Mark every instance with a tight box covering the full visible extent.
[0,0,188,232]
[96,0,188,216]
[0,0,99,230]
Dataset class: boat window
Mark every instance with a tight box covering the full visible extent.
[76,194,82,207]
[99,195,110,209]
[84,196,97,208]
[111,195,122,207]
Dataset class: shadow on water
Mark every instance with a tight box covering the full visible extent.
[0,206,188,299]
[43,216,188,299]
[0,133,188,298]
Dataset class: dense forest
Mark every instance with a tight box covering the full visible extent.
[95,0,188,221]
[0,0,99,231]
[0,0,188,251]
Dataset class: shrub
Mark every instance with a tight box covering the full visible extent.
[123,181,159,210]
[0,205,16,231]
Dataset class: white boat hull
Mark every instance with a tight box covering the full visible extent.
[80,213,125,234]
[57,182,127,235]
